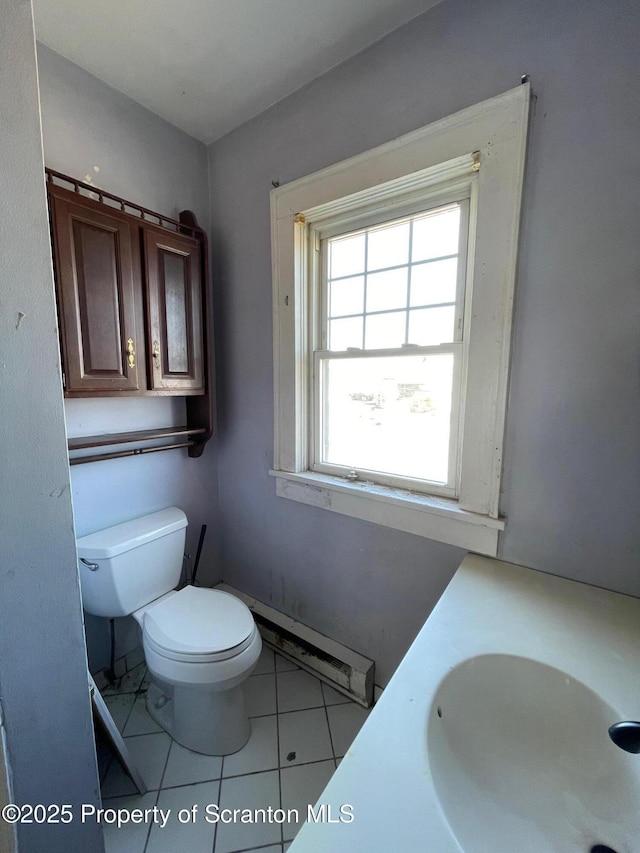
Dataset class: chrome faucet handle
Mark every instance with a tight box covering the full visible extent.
[79,557,99,572]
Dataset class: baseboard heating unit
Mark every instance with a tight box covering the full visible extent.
[216,583,374,708]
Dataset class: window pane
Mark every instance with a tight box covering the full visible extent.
[407,306,455,345]
[410,258,458,307]
[412,207,460,262]
[329,233,365,279]
[322,354,454,485]
[329,316,363,351]
[365,311,406,350]
[367,221,410,271]
[330,275,364,317]
[366,268,408,313]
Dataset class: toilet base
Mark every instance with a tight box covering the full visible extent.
[146,677,251,756]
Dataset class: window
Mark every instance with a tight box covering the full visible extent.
[315,194,470,498]
[271,85,530,556]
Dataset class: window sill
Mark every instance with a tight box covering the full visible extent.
[270,469,504,556]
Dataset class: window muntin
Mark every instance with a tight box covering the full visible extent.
[312,196,470,495]
[324,202,466,353]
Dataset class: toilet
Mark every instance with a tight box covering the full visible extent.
[76,507,261,755]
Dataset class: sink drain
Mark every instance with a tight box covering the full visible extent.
[590,846,619,853]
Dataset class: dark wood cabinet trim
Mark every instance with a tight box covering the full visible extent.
[181,210,214,457]
[46,169,203,239]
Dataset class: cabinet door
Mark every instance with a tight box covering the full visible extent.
[49,186,143,394]
[144,227,204,393]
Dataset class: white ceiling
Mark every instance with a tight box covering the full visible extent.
[33,0,441,145]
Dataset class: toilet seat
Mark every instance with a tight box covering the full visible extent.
[142,586,256,663]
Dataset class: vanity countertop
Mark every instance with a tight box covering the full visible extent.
[288,555,640,852]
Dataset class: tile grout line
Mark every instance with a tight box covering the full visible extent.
[273,656,284,850]
[226,842,285,853]
[155,754,333,792]
[157,734,173,790]
[120,689,137,735]
[143,706,173,853]
[321,686,338,766]
[214,651,280,853]
[209,777,221,853]
[250,701,331,719]
[117,729,162,739]
[140,787,160,853]
[214,753,225,853]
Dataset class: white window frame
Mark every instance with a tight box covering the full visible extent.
[311,190,472,498]
[270,85,530,556]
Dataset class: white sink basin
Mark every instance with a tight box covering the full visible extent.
[289,556,640,853]
[428,654,640,853]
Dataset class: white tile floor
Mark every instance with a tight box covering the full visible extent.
[98,647,371,853]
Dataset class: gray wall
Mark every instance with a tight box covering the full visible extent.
[208,0,640,685]
[0,2,102,850]
[37,44,220,671]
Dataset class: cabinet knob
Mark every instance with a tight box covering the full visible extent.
[126,338,135,369]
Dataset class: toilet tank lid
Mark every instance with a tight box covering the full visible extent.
[77,507,187,560]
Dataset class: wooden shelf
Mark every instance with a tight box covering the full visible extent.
[68,426,207,450]
[68,426,208,465]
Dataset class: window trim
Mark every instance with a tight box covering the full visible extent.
[270,85,529,556]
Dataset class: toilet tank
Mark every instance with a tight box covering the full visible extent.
[76,507,188,618]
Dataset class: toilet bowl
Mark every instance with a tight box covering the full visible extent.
[77,508,261,755]
[134,586,261,754]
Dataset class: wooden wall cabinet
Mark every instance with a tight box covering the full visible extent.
[46,171,213,461]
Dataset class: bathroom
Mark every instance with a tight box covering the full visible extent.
[2,0,639,851]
